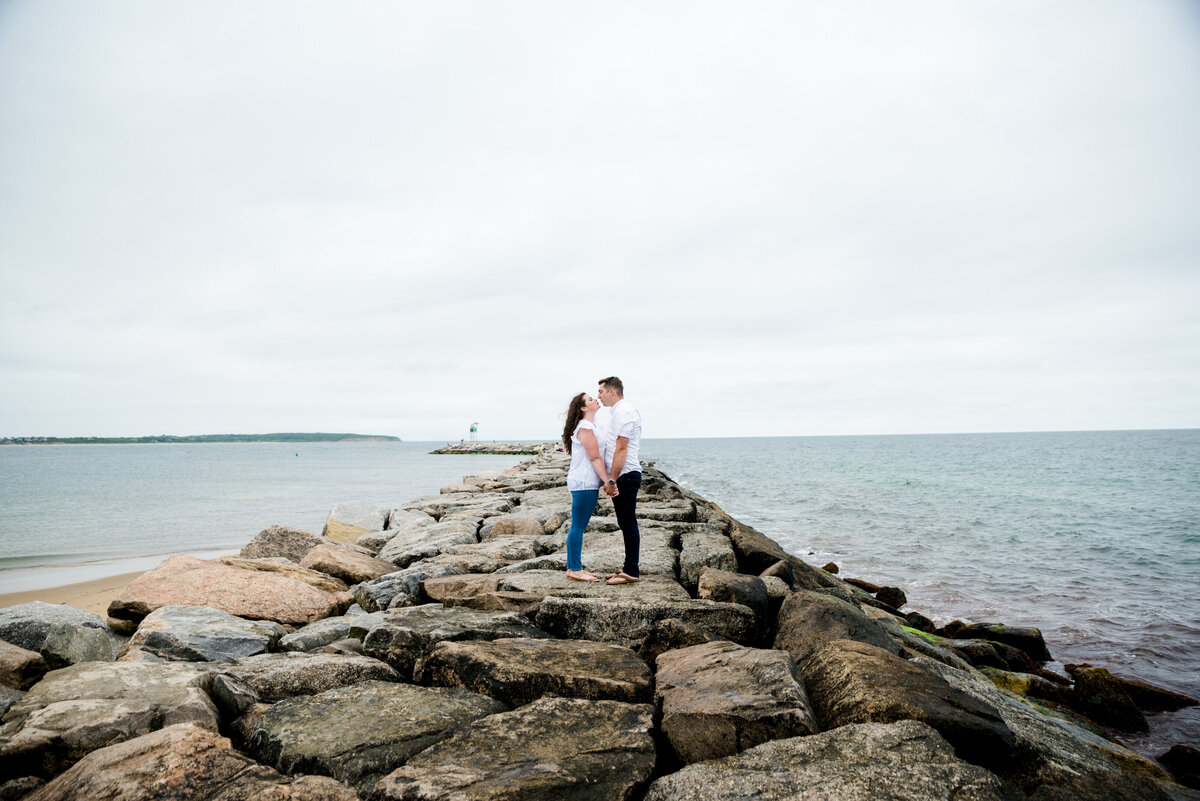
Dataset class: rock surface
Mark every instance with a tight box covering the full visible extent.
[373,697,657,801]
[240,524,326,562]
[536,596,758,653]
[0,602,118,668]
[301,543,398,584]
[119,605,286,663]
[655,640,817,764]
[108,554,353,627]
[643,719,1023,801]
[0,640,48,690]
[416,637,652,706]
[248,680,505,792]
[24,722,358,801]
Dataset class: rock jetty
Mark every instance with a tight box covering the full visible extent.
[429,441,555,455]
[1,450,1198,800]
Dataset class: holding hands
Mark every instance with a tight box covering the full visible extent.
[605,479,620,498]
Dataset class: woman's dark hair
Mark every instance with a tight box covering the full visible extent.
[562,392,587,454]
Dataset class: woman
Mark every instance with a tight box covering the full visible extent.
[561,391,616,582]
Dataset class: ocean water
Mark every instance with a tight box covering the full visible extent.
[646,429,1200,756]
[0,441,523,593]
[1,430,1197,755]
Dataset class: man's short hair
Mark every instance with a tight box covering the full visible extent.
[599,376,624,396]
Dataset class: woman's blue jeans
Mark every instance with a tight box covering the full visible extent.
[566,489,599,572]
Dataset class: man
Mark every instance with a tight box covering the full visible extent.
[598,376,642,584]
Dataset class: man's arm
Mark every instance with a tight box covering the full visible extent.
[609,436,629,482]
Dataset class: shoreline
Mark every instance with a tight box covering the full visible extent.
[0,570,145,615]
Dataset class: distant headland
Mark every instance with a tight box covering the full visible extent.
[0,432,401,445]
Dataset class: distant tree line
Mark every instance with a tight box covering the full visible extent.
[0,433,401,445]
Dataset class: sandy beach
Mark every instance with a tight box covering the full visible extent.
[0,571,142,615]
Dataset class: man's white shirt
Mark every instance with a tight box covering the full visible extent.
[603,398,642,477]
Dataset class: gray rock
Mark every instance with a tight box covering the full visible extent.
[678,525,739,593]
[118,605,286,663]
[0,602,116,668]
[656,640,817,764]
[439,534,554,568]
[774,589,902,664]
[416,637,652,706]
[0,639,49,691]
[212,652,399,704]
[24,722,358,801]
[386,508,439,531]
[536,596,758,654]
[480,516,551,538]
[799,638,1016,770]
[279,615,360,653]
[697,567,769,630]
[239,524,325,562]
[248,680,505,792]
[0,776,44,800]
[397,493,514,520]
[0,661,219,778]
[377,519,480,568]
[0,686,23,719]
[359,604,550,680]
[495,569,690,602]
[643,719,1023,801]
[325,502,390,533]
[373,697,657,801]
[354,563,459,612]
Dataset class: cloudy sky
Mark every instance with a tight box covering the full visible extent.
[1,2,1197,440]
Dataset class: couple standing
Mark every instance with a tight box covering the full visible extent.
[561,376,642,584]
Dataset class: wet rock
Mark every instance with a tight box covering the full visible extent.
[248,680,505,792]
[843,577,881,594]
[376,519,479,569]
[773,589,902,664]
[938,638,1036,673]
[799,639,1015,769]
[678,526,739,593]
[955,622,1052,663]
[821,561,839,573]
[980,668,1072,705]
[213,652,399,705]
[760,559,794,585]
[875,586,907,609]
[905,611,936,633]
[0,602,117,668]
[25,722,358,801]
[353,563,459,612]
[655,641,817,764]
[640,617,719,663]
[240,524,325,562]
[1116,676,1199,713]
[107,555,352,628]
[696,567,768,630]
[373,697,656,801]
[301,543,398,584]
[0,661,219,778]
[536,596,758,654]
[1026,768,1178,800]
[118,605,285,663]
[1159,745,1200,790]
[1065,664,1149,732]
[642,719,1021,801]
[323,502,390,544]
[358,604,549,680]
[279,615,360,653]
[416,637,651,706]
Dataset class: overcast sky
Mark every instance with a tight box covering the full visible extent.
[1,2,1198,440]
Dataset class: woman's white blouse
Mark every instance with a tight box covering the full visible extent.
[567,419,610,491]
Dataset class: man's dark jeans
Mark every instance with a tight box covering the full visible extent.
[613,471,642,577]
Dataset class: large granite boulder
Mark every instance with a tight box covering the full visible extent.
[23,722,358,801]
[376,519,480,568]
[0,602,121,668]
[117,605,285,663]
[678,525,739,593]
[953,622,1052,663]
[301,543,398,584]
[373,697,657,801]
[536,596,759,654]
[240,524,325,562]
[1065,663,1148,732]
[279,615,364,653]
[0,640,47,690]
[655,640,817,764]
[323,502,390,543]
[416,637,652,706]
[697,566,769,629]
[420,573,501,603]
[107,555,353,627]
[357,605,550,680]
[248,680,505,792]
[0,661,219,779]
[481,516,547,538]
[354,563,459,612]
[799,639,1015,769]
[774,589,902,664]
[642,719,1022,801]
[729,523,793,575]
[495,570,690,603]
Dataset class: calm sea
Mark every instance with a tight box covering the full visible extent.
[1,430,1197,754]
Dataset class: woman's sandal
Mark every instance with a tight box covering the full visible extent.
[605,571,640,585]
[566,570,599,582]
